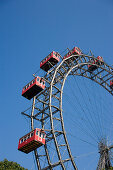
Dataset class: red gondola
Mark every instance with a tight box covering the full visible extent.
[22,76,45,100]
[18,128,46,154]
[110,80,113,89]
[88,56,103,72]
[63,47,82,60]
[40,51,60,72]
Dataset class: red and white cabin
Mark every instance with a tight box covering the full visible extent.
[88,56,103,72]
[40,51,60,72]
[18,128,46,154]
[63,47,82,60]
[110,80,113,89]
[96,56,103,63]
[22,76,45,100]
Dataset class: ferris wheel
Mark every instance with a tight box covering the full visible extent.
[18,47,113,170]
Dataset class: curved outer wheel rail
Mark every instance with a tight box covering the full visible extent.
[22,53,113,170]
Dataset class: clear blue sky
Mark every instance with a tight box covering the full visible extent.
[0,0,113,169]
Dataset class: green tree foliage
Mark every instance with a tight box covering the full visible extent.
[0,159,28,170]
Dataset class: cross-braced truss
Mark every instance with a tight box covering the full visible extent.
[22,53,113,169]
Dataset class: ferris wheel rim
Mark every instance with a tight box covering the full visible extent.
[49,55,113,169]
[30,54,113,169]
